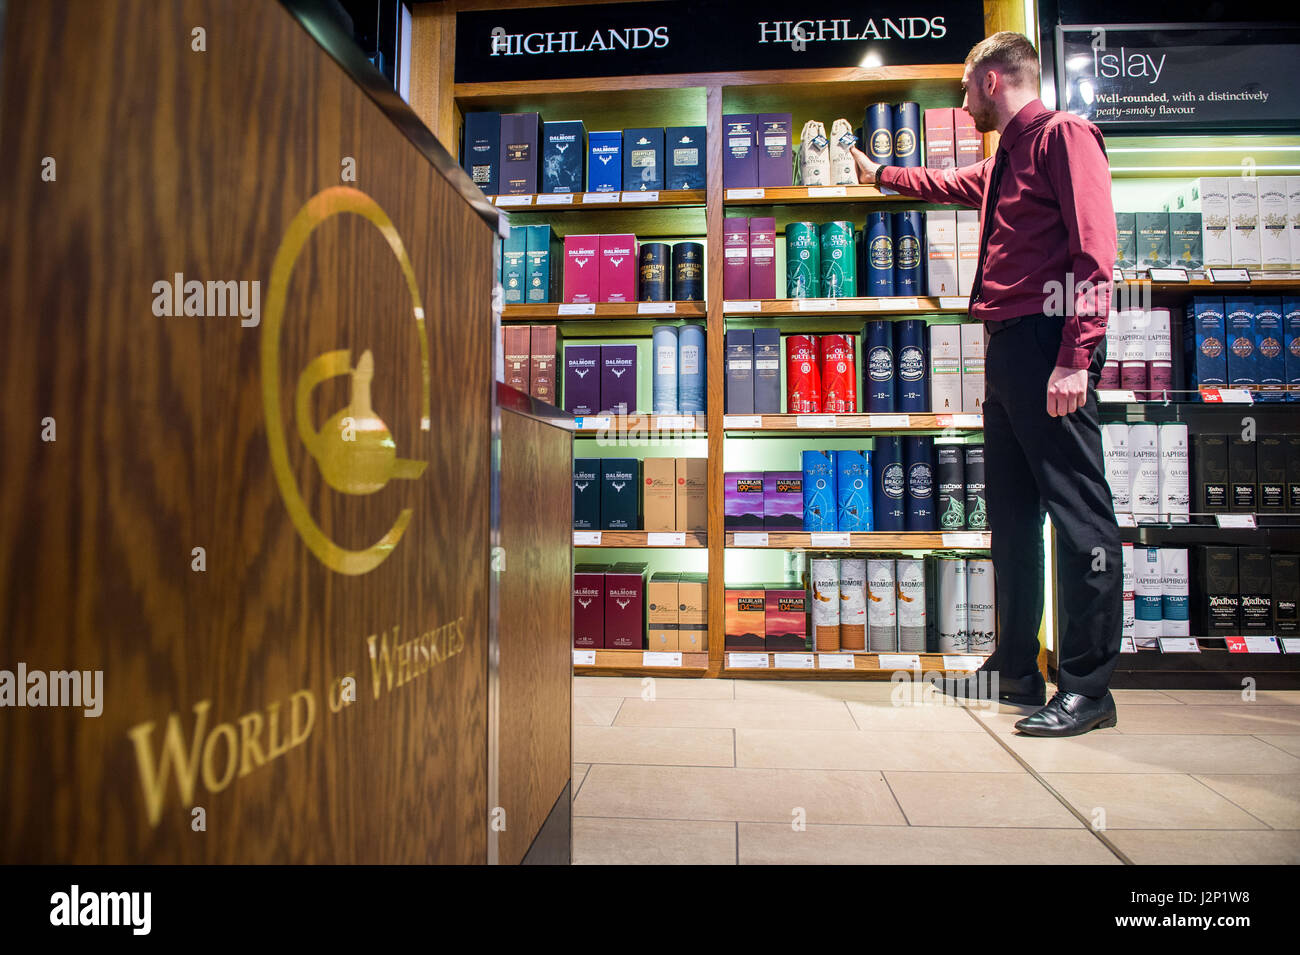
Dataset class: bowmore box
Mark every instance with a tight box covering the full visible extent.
[573,565,605,648]
[541,120,586,193]
[1225,298,1256,388]
[605,563,647,649]
[600,344,637,414]
[499,112,542,195]
[722,114,758,188]
[563,234,600,303]
[601,459,640,530]
[1259,177,1290,270]
[1254,298,1286,401]
[763,471,803,531]
[587,131,622,192]
[461,111,500,196]
[1286,297,1300,401]
[563,343,600,415]
[665,126,707,190]
[622,127,664,192]
[1185,297,1227,389]
[573,458,600,530]
[757,113,793,188]
[599,234,637,303]
[724,471,765,530]
[1229,178,1261,267]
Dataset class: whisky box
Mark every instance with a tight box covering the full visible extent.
[956,210,979,295]
[864,103,893,165]
[573,564,606,648]
[1159,422,1190,523]
[765,589,807,651]
[867,558,898,651]
[749,217,777,299]
[810,558,841,650]
[1257,434,1287,517]
[678,573,708,651]
[573,458,600,530]
[865,212,894,296]
[753,328,781,414]
[954,108,982,167]
[678,323,706,414]
[722,114,757,188]
[1115,212,1137,269]
[1228,178,1261,267]
[525,224,559,303]
[872,435,905,532]
[528,325,557,404]
[1225,298,1256,388]
[1169,212,1203,270]
[599,233,637,303]
[1133,546,1162,649]
[1290,434,1300,518]
[1102,423,1131,515]
[725,588,766,650]
[1259,177,1291,270]
[1285,298,1300,401]
[786,334,821,413]
[864,319,894,411]
[897,557,928,652]
[1100,312,1121,389]
[933,557,968,652]
[1239,547,1272,632]
[1121,544,1135,644]
[964,445,986,530]
[891,102,921,168]
[642,457,677,532]
[1193,178,1232,267]
[541,120,585,193]
[563,344,600,415]
[1228,436,1257,513]
[1136,212,1170,270]
[1290,178,1300,269]
[652,324,678,414]
[1185,298,1227,389]
[923,108,955,169]
[638,242,671,302]
[801,450,837,532]
[502,225,528,305]
[1194,545,1238,636]
[562,234,600,303]
[622,127,664,192]
[926,211,959,295]
[601,458,640,530]
[725,329,754,413]
[762,470,802,531]
[965,558,995,654]
[723,217,749,299]
[960,322,986,414]
[1192,433,1229,514]
[665,126,707,190]
[647,573,680,652]
[838,558,866,651]
[929,323,962,413]
[786,221,819,298]
[676,457,707,532]
[819,220,856,297]
[587,130,622,192]
[503,325,530,393]
[672,242,704,302]
[1160,548,1190,639]
[835,450,872,532]
[499,112,542,195]
[895,319,928,413]
[724,471,765,530]
[1128,423,1160,523]
[461,111,500,196]
[605,562,647,650]
[1273,554,1299,636]
[1119,308,1149,398]
[757,113,793,188]
[936,445,966,530]
[1254,298,1286,401]
[600,344,637,414]
[819,333,852,413]
[903,435,935,532]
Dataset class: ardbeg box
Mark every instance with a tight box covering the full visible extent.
[605,563,647,650]
[622,127,664,192]
[1136,212,1170,270]
[722,114,758,188]
[725,588,767,650]
[724,471,764,530]
[665,126,707,190]
[764,589,807,651]
[1192,433,1229,515]
[528,325,557,404]
[1169,212,1203,269]
[1289,433,1300,519]
[600,458,640,530]
[1194,544,1239,636]
[499,112,542,194]
[1239,547,1273,632]
[572,459,600,530]
[725,329,754,413]
[461,111,500,195]
[1272,554,1299,636]
[1256,434,1287,517]
[757,113,793,188]
[541,120,586,193]
[753,328,781,414]
[1228,436,1257,512]
[763,470,803,530]
[587,131,622,192]
[1115,212,1137,270]
[572,564,606,648]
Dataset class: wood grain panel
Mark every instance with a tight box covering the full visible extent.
[0,0,492,863]
[705,82,726,677]
[497,410,573,865]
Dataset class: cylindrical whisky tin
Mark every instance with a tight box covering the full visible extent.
[811,558,841,651]
[936,445,966,531]
[864,319,895,412]
[904,435,935,532]
[838,558,866,650]
[892,211,923,294]
[820,333,855,413]
[965,558,995,654]
[672,242,704,301]
[867,558,898,652]
[964,445,986,530]
[872,434,905,532]
[865,103,893,165]
[891,102,922,167]
[786,334,821,413]
[818,221,857,297]
[895,318,928,412]
[865,212,894,296]
[935,557,968,653]
[652,324,679,414]
[638,242,671,302]
[678,323,706,414]
[896,557,927,652]
[786,222,820,298]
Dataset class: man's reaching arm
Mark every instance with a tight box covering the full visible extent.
[851,146,988,208]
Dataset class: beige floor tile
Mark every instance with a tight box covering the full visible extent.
[736,728,1023,772]
[732,679,943,704]
[1003,734,1300,774]
[573,676,734,699]
[1107,830,1300,864]
[1193,774,1300,829]
[885,772,1082,828]
[1160,689,1300,705]
[574,696,624,726]
[1109,689,1182,704]
[574,817,736,865]
[1256,735,1300,757]
[573,763,589,789]
[1042,773,1268,830]
[846,699,989,732]
[1108,705,1300,736]
[612,698,857,730]
[575,725,735,767]
[737,822,1120,865]
[573,763,907,825]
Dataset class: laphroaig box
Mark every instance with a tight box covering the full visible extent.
[541,120,586,193]
[765,589,807,651]
[1259,177,1291,270]
[665,126,707,190]
[1185,297,1227,389]
[960,323,986,413]
[605,563,647,649]
[926,211,959,295]
[563,234,600,303]
[675,457,707,532]
[725,587,766,650]
[643,457,676,531]
[763,470,803,530]
[622,128,664,192]
[573,458,600,529]
[1229,178,1261,267]
[678,573,708,652]
[724,471,765,530]
[601,458,640,530]
[647,572,680,652]
[587,131,622,192]
[573,565,605,648]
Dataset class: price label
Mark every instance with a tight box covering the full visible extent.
[646,532,686,547]
[938,296,970,310]
[797,298,837,311]
[1281,638,1300,654]
[952,414,982,428]
[726,188,766,200]
[877,653,921,671]
[1148,267,1188,282]
[773,653,815,669]
[1158,637,1201,653]
[723,300,762,313]
[892,297,920,309]
[573,416,612,430]
[1098,390,1136,403]
[573,650,596,665]
[1208,268,1250,283]
[796,414,837,428]
[623,191,659,203]
[656,415,697,429]
[810,532,851,548]
[1216,514,1257,529]
[536,193,575,205]
[732,532,769,547]
[1244,636,1281,654]
[558,303,596,315]
[582,192,621,203]
[868,414,911,428]
[860,298,885,310]
[941,532,987,548]
[637,301,677,314]
[1112,268,1124,282]
[1201,387,1253,404]
[643,651,682,667]
[573,531,602,546]
[806,186,847,197]
[723,415,763,428]
[728,653,770,668]
[1119,637,1137,654]
[817,654,857,669]
[942,655,983,671]
[1225,636,1248,653]
[1115,513,1137,528]
[494,194,533,206]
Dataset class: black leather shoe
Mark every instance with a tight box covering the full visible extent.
[1015,690,1118,737]
[935,667,1046,707]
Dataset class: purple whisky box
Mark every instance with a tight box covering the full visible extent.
[600,344,637,414]
[724,217,750,300]
[723,114,757,188]
[725,471,766,530]
[764,470,803,530]
[749,217,777,300]
[564,344,601,415]
[757,113,793,188]
[499,112,542,195]
[764,589,808,651]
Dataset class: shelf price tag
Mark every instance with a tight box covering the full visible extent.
[536,193,575,205]
[494,194,534,206]
[1215,514,1257,529]
[1119,637,1137,654]
[806,186,848,197]
[1148,267,1188,282]
[1208,268,1250,283]
[1245,636,1281,654]
[941,532,987,548]
[1115,513,1137,528]
[557,303,596,315]
[892,297,920,309]
[877,653,921,671]
[623,191,659,202]
[817,653,856,669]
[773,653,815,669]
[938,296,969,310]
[573,650,596,666]
[573,415,612,430]
[1113,268,1124,282]
[868,414,911,428]
[942,655,983,671]
[656,415,696,429]
[726,188,765,200]
[732,532,769,547]
[1098,389,1136,403]
[1200,387,1253,404]
[952,414,983,428]
[809,532,851,548]
[1158,637,1201,653]
[797,298,837,311]
[646,532,686,547]
[637,301,677,314]
[643,651,682,667]
[723,300,762,313]
[723,414,763,428]
[581,192,621,203]
[796,414,837,428]
[728,653,769,668]
[573,531,602,546]
[1281,638,1300,654]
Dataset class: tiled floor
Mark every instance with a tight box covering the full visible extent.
[570,677,1300,865]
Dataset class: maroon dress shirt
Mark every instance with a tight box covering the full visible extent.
[879,99,1116,370]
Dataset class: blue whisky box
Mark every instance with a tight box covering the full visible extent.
[601,458,641,530]
[835,450,873,532]
[573,459,600,529]
[1254,298,1285,402]
[461,111,500,196]
[753,328,781,414]
[587,131,622,192]
[1225,298,1256,388]
[1185,297,1227,389]
[1284,297,1300,402]
[665,126,707,190]
[623,127,664,192]
[725,329,754,414]
[801,450,837,532]
[872,435,906,532]
[541,120,586,194]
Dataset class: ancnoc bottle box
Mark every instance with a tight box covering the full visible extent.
[499,112,542,195]
[722,114,757,188]
[588,130,622,192]
[757,113,793,188]
[542,120,586,193]
[936,445,966,530]
[461,111,500,196]
[965,558,995,654]
[931,556,967,653]
[725,328,754,413]
[622,127,664,191]
[665,126,707,190]
[572,459,600,530]
[601,459,641,531]
[964,445,986,530]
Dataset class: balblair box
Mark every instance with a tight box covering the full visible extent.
[923,108,955,169]
[563,234,600,303]
[1192,433,1229,515]
[725,588,766,650]
[529,325,557,404]
[601,458,640,530]
[722,114,758,188]
[599,234,637,303]
[563,344,600,415]
[1136,212,1170,270]
[461,111,500,196]
[643,457,676,532]
[1193,177,1232,267]
[622,128,664,192]
[757,113,793,188]
[676,457,707,532]
[541,120,586,193]
[600,344,637,414]
[1185,298,1227,389]
[725,329,754,413]
[763,470,803,530]
[1225,298,1256,388]
[573,565,605,648]
[587,131,622,192]
[665,126,707,190]
[1115,212,1137,270]
[573,458,600,529]
[1169,212,1203,270]
[499,112,542,195]
[605,563,647,650]
[753,328,781,413]
[724,471,765,530]
[765,589,807,651]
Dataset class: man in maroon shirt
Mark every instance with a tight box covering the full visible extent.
[853,32,1121,737]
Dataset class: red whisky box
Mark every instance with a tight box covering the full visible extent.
[765,589,808,651]
[564,234,600,303]
[604,562,647,650]
[820,333,856,413]
[573,565,606,648]
[599,233,638,303]
[504,325,531,393]
[954,108,983,167]
[725,587,767,650]
[529,324,557,404]
[924,108,955,170]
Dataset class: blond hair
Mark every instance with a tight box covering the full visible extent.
[965,31,1039,87]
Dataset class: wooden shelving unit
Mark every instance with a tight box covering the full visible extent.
[574,648,710,674]
[493,189,705,210]
[723,184,910,205]
[722,296,969,317]
[574,531,707,548]
[722,651,986,676]
[502,302,706,322]
[722,413,982,433]
[725,531,990,550]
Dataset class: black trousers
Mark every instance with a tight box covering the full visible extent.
[981,314,1122,698]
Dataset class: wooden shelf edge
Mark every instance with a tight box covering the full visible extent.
[492,189,706,210]
[574,532,708,548]
[724,532,990,549]
[721,296,969,316]
[502,302,708,321]
[721,413,983,432]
